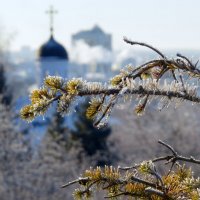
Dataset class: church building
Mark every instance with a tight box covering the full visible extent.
[37,6,69,86]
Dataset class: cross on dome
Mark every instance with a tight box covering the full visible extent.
[38,6,68,60]
[46,5,58,36]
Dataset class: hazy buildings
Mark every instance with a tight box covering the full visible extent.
[71,25,113,81]
[72,25,112,51]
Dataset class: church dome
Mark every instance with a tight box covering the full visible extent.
[38,35,69,60]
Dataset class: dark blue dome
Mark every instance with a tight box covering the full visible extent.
[38,35,68,60]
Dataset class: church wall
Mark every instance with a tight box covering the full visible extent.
[38,58,68,86]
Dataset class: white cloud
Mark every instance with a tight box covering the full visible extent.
[69,40,113,64]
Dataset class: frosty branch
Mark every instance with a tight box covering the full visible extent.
[62,140,200,200]
[20,39,200,128]
[19,39,200,199]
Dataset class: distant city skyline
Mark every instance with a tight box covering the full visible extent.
[1,0,200,51]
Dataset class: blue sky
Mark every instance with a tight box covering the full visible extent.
[0,0,200,51]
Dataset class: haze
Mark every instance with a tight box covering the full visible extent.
[0,0,200,51]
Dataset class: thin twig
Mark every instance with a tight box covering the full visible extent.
[177,53,195,70]
[120,140,200,170]
[61,177,89,188]
[158,140,177,156]
[123,37,166,59]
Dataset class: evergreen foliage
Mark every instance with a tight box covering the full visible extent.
[47,112,70,149]
[0,64,12,106]
[44,101,114,166]
[20,39,200,199]
[71,99,113,166]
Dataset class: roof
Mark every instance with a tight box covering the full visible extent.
[38,35,68,60]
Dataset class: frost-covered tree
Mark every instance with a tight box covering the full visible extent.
[47,112,70,149]
[21,39,200,199]
[70,99,114,166]
[0,101,32,200]
[0,64,12,106]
